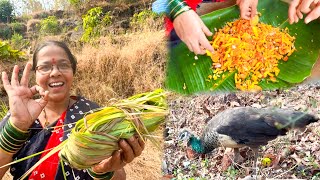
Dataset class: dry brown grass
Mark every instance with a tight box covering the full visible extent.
[26,19,41,33]
[125,128,164,180]
[72,29,167,105]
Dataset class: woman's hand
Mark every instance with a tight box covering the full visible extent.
[1,63,49,130]
[92,136,145,173]
[237,0,258,20]
[173,10,214,55]
[289,0,320,24]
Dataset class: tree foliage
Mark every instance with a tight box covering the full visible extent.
[81,7,111,42]
[0,40,25,62]
[39,16,60,35]
[0,0,14,23]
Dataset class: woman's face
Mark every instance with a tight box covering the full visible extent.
[35,45,74,102]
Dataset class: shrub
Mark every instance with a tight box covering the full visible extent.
[10,22,26,35]
[0,0,13,23]
[0,40,25,62]
[10,33,29,50]
[39,16,60,35]
[131,10,157,25]
[0,100,8,120]
[81,7,112,42]
[130,9,162,30]
[0,25,11,39]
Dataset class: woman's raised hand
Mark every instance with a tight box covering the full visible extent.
[1,63,49,130]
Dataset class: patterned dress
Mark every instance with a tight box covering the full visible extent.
[0,96,99,180]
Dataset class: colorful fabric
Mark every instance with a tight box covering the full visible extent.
[0,96,99,180]
[152,0,168,14]
[28,111,66,180]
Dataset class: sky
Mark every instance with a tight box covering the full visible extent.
[10,0,57,15]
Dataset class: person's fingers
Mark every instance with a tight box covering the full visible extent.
[2,72,10,91]
[297,9,304,19]
[30,85,43,95]
[119,139,135,163]
[137,136,145,150]
[199,33,214,53]
[92,151,123,173]
[185,41,194,53]
[241,8,251,20]
[295,13,300,22]
[126,136,143,157]
[246,11,252,19]
[20,63,32,87]
[41,90,49,102]
[289,0,300,24]
[190,40,203,55]
[251,0,258,18]
[11,65,20,86]
[199,20,213,37]
[305,5,320,23]
[299,0,314,13]
[30,85,49,106]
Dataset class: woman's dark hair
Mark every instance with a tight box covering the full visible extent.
[32,40,77,73]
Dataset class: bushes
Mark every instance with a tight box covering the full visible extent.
[81,7,112,42]
[0,100,8,120]
[10,33,29,50]
[10,22,26,35]
[39,16,60,35]
[0,25,11,39]
[131,9,157,25]
[130,9,162,30]
[0,40,25,62]
[0,22,26,40]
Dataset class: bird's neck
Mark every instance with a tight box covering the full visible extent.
[201,131,220,153]
[189,136,205,154]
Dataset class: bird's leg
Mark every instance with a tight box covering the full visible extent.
[251,147,259,176]
[234,148,240,164]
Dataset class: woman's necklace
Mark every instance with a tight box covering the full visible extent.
[42,98,71,128]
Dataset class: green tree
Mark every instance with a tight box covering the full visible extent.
[39,16,60,35]
[81,7,111,42]
[0,0,14,23]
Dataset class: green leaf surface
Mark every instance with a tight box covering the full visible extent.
[165,0,320,95]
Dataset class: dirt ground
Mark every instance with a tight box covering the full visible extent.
[125,129,163,180]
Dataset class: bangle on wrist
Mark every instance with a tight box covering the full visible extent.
[87,168,114,180]
[167,0,191,21]
[0,119,30,154]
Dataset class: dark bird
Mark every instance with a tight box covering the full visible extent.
[179,107,319,171]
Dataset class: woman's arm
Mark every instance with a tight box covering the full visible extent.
[0,63,49,178]
[0,151,13,178]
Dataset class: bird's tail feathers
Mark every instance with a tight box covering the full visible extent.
[271,111,319,130]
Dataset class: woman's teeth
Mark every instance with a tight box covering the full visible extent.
[49,82,64,87]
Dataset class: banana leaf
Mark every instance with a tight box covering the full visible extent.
[165,0,320,95]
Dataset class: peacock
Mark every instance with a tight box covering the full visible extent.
[179,107,319,173]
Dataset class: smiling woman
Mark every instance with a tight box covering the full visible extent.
[0,40,145,180]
